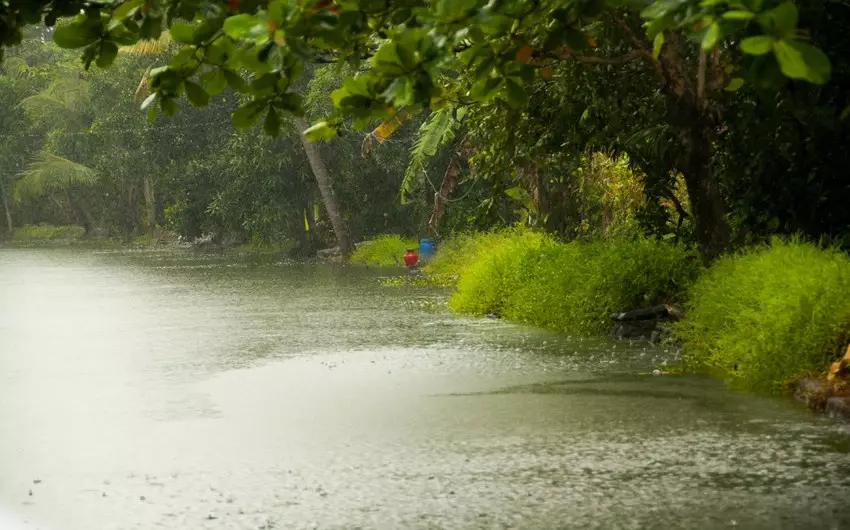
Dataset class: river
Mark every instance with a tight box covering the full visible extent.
[1,248,849,530]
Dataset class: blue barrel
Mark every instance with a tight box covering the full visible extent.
[419,238,436,263]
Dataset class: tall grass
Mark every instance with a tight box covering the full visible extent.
[12,224,85,241]
[676,237,850,393]
[435,229,701,334]
[350,234,418,266]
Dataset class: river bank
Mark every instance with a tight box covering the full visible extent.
[353,230,850,416]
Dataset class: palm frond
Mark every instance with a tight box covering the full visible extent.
[14,151,98,201]
[120,31,172,56]
[17,76,90,125]
[400,105,462,203]
[2,57,30,78]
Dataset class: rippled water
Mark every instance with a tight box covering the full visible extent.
[1,248,849,530]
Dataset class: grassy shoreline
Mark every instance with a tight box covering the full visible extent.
[358,229,850,396]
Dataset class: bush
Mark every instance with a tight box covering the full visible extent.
[423,228,535,285]
[12,224,86,241]
[440,229,701,334]
[350,234,419,266]
[676,237,850,393]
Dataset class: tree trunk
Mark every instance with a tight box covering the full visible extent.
[674,113,729,263]
[658,32,730,264]
[295,117,351,258]
[428,159,460,237]
[143,175,156,239]
[0,178,13,237]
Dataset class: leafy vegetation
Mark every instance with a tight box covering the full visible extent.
[0,0,841,263]
[12,223,86,241]
[350,234,418,266]
[435,229,700,334]
[676,238,850,393]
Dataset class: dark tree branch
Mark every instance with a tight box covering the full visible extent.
[547,48,649,65]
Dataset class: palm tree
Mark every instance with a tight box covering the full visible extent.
[295,117,351,257]
[15,151,98,231]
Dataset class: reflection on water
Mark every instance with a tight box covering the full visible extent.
[1,248,849,530]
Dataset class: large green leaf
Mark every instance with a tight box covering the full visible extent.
[232,100,267,129]
[169,21,195,44]
[184,81,210,107]
[502,78,528,108]
[303,121,338,141]
[201,68,228,96]
[768,2,798,36]
[740,35,774,55]
[470,77,502,101]
[96,41,119,68]
[223,14,263,39]
[774,39,831,84]
[263,107,281,136]
[53,20,99,49]
[701,22,721,50]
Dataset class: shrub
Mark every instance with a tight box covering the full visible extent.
[676,237,850,394]
[424,228,541,285]
[12,224,86,241]
[350,234,419,266]
[441,229,701,334]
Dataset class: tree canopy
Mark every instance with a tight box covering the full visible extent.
[0,0,847,262]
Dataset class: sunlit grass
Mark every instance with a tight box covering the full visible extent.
[676,237,850,393]
[350,234,418,266]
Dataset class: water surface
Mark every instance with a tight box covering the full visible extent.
[1,248,849,529]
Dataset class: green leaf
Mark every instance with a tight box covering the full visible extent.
[223,69,249,93]
[702,22,721,50]
[263,106,281,136]
[160,97,179,116]
[303,121,338,142]
[653,32,665,59]
[768,2,797,35]
[170,21,195,44]
[740,35,774,55]
[96,41,119,68]
[53,21,99,49]
[722,10,754,20]
[223,14,263,39]
[140,93,157,110]
[840,105,850,121]
[774,39,831,84]
[231,101,266,129]
[201,68,227,96]
[470,77,502,102]
[112,0,144,20]
[184,81,209,107]
[502,78,528,109]
[107,23,139,45]
[193,17,224,45]
[724,77,745,91]
[372,42,405,75]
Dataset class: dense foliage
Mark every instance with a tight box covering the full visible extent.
[0,0,845,263]
[427,229,700,334]
[349,234,417,265]
[677,238,850,393]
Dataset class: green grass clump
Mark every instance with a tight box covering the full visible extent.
[676,237,850,394]
[350,234,419,266]
[441,229,701,334]
[12,224,86,241]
